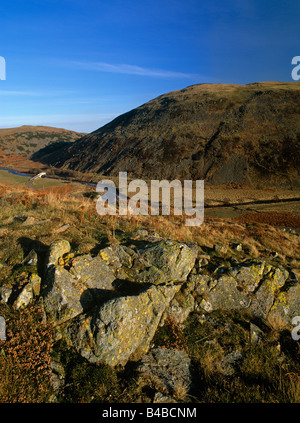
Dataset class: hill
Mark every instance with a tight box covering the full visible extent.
[0,125,85,158]
[32,82,300,186]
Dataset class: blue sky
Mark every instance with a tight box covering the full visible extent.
[0,0,299,132]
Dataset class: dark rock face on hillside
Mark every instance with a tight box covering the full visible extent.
[33,82,300,186]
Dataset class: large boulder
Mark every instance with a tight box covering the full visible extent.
[40,239,198,365]
[66,283,181,366]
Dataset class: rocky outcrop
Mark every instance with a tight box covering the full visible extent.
[41,238,198,366]
[3,236,299,370]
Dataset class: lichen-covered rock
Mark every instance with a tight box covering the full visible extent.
[197,262,291,320]
[70,254,115,290]
[98,240,198,286]
[228,261,266,292]
[66,283,181,366]
[0,285,12,303]
[199,274,252,313]
[47,240,71,268]
[136,239,198,283]
[268,283,300,325]
[136,347,192,395]
[188,274,216,295]
[249,267,288,318]
[14,273,41,310]
[42,266,94,324]
[99,244,135,271]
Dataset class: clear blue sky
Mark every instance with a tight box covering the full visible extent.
[0,0,299,132]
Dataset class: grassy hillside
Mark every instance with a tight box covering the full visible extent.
[0,125,85,157]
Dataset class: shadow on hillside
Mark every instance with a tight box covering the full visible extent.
[30,141,72,165]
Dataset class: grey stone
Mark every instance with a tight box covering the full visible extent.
[51,360,65,392]
[137,347,192,395]
[47,239,71,268]
[214,244,227,254]
[250,323,264,344]
[0,286,12,303]
[70,254,115,290]
[14,273,41,310]
[66,283,181,366]
[22,249,38,266]
[42,266,94,324]
[221,350,243,376]
[136,239,198,283]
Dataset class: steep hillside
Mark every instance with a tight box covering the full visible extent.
[0,125,85,157]
[32,82,300,186]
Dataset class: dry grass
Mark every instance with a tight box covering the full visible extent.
[172,381,191,402]
[0,182,299,271]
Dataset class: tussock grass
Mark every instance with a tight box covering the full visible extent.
[0,182,299,269]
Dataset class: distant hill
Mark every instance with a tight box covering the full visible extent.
[32,82,300,186]
[0,125,85,157]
